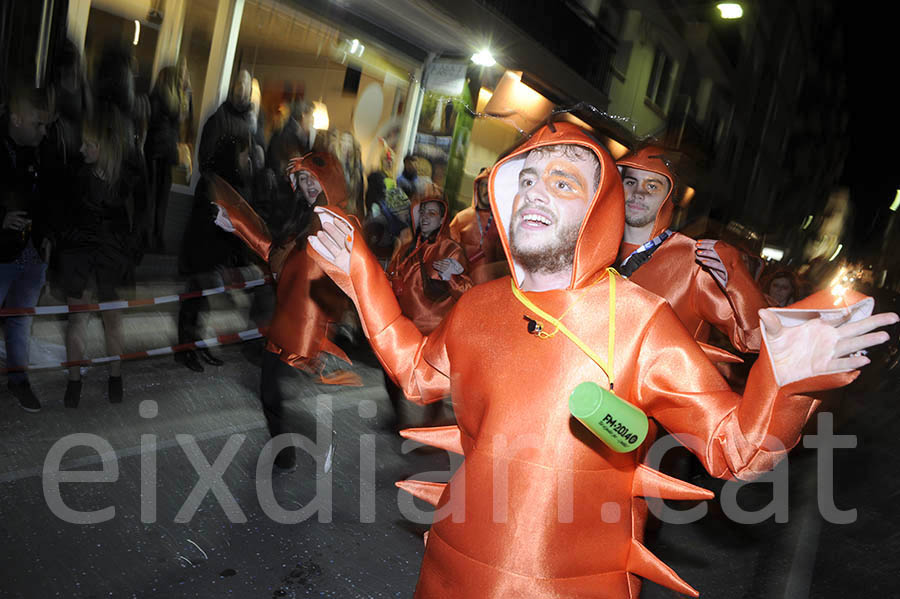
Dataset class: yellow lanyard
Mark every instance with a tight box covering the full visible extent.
[510,268,617,388]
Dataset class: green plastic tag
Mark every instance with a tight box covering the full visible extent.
[569,382,649,453]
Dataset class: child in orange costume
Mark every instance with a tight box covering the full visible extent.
[387,186,472,336]
[308,123,895,597]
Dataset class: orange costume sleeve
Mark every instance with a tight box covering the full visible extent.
[692,240,768,353]
[210,175,273,264]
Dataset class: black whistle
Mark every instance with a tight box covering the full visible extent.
[523,315,541,334]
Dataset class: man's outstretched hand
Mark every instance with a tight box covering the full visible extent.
[760,307,898,386]
[308,207,353,275]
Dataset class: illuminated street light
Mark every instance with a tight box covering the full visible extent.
[716,3,743,19]
[890,189,900,211]
[472,49,496,67]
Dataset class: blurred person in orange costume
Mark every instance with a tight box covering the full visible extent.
[448,168,510,285]
[387,185,472,336]
[617,146,767,356]
[307,122,896,597]
[212,152,361,471]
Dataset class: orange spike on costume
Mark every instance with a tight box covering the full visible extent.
[395,480,447,507]
[627,539,700,597]
[696,341,743,364]
[632,464,715,501]
[399,425,464,455]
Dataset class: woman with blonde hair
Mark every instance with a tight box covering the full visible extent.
[58,111,139,407]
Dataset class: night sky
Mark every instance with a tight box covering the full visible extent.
[840,7,899,250]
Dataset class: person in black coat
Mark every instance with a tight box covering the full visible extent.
[175,132,252,372]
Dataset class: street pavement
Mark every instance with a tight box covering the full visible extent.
[1,255,898,598]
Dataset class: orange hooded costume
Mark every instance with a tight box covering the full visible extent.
[616,147,767,354]
[448,169,510,285]
[210,153,358,383]
[387,189,472,335]
[307,123,871,597]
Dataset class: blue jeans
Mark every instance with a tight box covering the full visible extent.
[0,260,47,384]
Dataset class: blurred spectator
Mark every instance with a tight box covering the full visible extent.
[0,82,51,413]
[212,152,361,471]
[93,42,149,261]
[58,110,139,407]
[396,154,421,200]
[449,167,509,285]
[384,186,471,427]
[761,268,803,307]
[266,99,312,175]
[198,69,255,178]
[145,63,192,251]
[363,148,410,268]
[42,38,90,296]
[176,133,252,372]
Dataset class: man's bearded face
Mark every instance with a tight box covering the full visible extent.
[509,146,598,274]
[620,166,671,228]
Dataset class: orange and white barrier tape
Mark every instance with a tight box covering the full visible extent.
[0,275,274,317]
[2,327,267,373]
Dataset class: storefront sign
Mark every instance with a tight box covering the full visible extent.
[425,60,467,97]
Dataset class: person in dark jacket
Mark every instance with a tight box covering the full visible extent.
[175,132,252,372]
[58,111,139,407]
[0,83,51,412]
[145,63,191,251]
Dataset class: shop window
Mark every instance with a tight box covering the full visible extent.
[84,7,159,96]
[178,0,218,161]
[232,0,414,179]
[645,46,677,113]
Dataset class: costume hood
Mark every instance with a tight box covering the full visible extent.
[411,183,450,238]
[471,169,490,209]
[286,152,347,210]
[489,121,623,290]
[616,146,675,238]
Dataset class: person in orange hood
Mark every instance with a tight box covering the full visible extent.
[617,146,767,355]
[448,168,510,285]
[212,152,360,471]
[387,185,472,335]
[307,122,896,597]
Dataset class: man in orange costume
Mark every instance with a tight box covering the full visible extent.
[387,188,472,335]
[212,152,360,470]
[308,123,895,597]
[617,146,767,354]
[448,169,510,285]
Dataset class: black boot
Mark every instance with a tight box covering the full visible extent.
[64,380,82,409]
[108,376,123,403]
[175,350,204,372]
[197,347,224,366]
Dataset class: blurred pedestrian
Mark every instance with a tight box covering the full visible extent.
[761,268,802,307]
[212,152,361,472]
[383,185,471,428]
[449,167,509,285]
[175,133,251,372]
[396,154,422,200]
[58,111,138,407]
[266,100,312,175]
[363,147,410,268]
[0,82,51,412]
[145,63,191,251]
